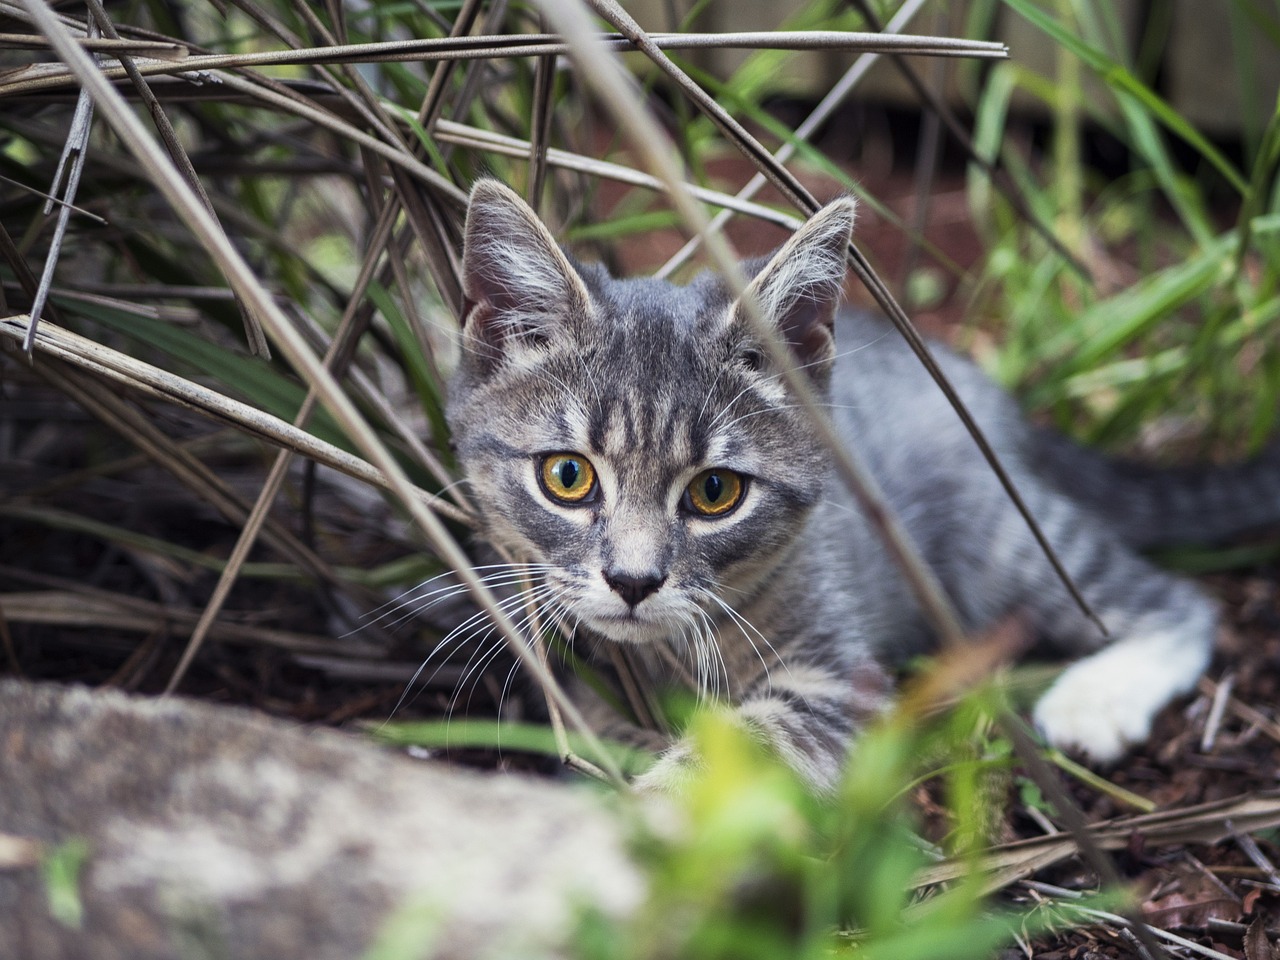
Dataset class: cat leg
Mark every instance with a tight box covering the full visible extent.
[999,498,1219,761]
[633,660,892,794]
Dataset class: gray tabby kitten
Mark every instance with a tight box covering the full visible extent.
[446,179,1279,792]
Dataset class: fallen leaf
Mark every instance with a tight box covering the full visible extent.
[1245,917,1275,960]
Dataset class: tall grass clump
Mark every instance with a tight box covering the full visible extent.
[969,0,1280,458]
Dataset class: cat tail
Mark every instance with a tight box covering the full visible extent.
[1029,429,1280,550]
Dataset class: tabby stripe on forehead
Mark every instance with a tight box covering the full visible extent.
[587,401,609,455]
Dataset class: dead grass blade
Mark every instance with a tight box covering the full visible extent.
[0,315,470,526]
[431,120,803,229]
[17,0,621,783]
[0,32,187,58]
[915,791,1280,895]
[24,22,93,353]
[82,0,270,357]
[0,30,1009,98]
[0,589,361,655]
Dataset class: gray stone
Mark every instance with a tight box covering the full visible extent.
[0,680,643,959]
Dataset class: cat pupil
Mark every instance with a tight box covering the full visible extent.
[560,461,580,488]
[704,473,723,502]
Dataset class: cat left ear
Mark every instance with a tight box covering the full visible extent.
[732,198,856,376]
[460,179,591,365]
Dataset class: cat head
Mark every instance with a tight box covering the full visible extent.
[447,179,855,648]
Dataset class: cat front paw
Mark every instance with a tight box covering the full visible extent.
[1032,667,1154,762]
[1032,629,1209,762]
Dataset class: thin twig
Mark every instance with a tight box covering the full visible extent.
[1229,820,1280,889]
[25,18,95,353]
[1021,880,1242,960]
[0,30,1008,97]
[1201,671,1235,753]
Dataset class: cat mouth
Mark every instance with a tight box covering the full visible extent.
[581,612,669,644]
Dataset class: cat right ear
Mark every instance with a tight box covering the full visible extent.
[730,198,856,379]
[460,179,591,365]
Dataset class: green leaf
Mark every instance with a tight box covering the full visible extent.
[1001,0,1248,195]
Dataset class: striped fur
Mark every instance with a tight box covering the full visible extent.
[446,180,1278,792]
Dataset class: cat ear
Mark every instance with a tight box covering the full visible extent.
[461,179,591,363]
[732,198,856,375]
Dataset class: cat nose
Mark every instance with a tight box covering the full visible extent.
[604,570,666,608]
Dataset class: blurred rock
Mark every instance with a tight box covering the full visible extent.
[0,680,643,959]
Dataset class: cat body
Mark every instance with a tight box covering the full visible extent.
[447,180,1277,791]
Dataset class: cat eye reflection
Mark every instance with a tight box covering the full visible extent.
[539,453,598,504]
[684,468,746,517]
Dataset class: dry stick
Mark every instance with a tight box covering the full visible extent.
[83,0,270,357]
[16,0,626,786]
[24,18,94,354]
[1201,670,1235,753]
[432,119,805,229]
[528,45,558,207]
[418,0,487,134]
[0,219,57,321]
[1229,821,1280,889]
[1000,715,1169,960]
[656,0,932,279]
[0,32,186,56]
[847,0,1091,281]
[898,39,946,301]
[0,31,1009,97]
[1021,880,1241,960]
[1198,675,1280,745]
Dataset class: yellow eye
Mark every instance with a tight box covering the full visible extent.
[539,454,598,504]
[684,468,745,517]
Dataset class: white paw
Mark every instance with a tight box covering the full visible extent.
[1032,630,1210,763]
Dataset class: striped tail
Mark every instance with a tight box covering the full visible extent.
[1029,430,1280,550]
